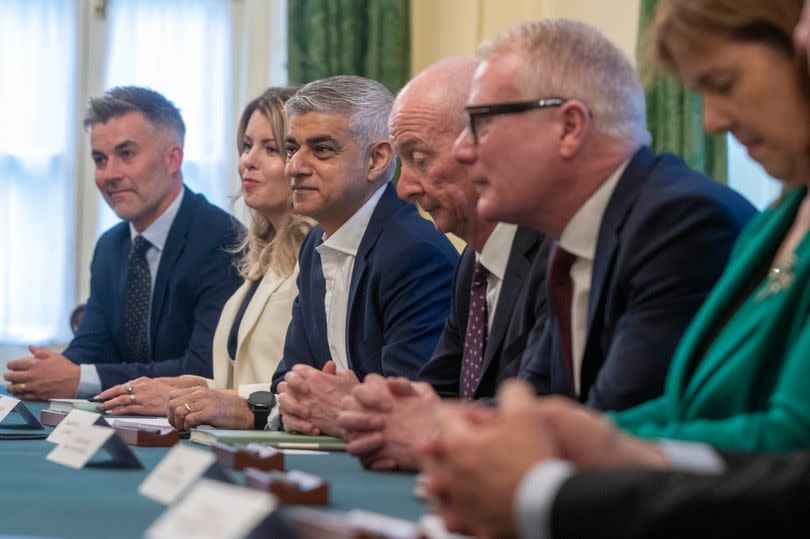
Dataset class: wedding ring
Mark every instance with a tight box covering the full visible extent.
[184,403,192,413]
[19,383,26,391]
[125,382,134,393]
[129,394,136,403]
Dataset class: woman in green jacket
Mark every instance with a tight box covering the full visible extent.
[610,0,810,451]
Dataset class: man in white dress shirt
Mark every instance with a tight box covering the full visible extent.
[166,76,458,433]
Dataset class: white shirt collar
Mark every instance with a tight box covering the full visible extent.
[559,159,629,261]
[477,222,518,281]
[129,186,185,252]
[319,184,387,256]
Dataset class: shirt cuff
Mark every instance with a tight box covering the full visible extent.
[659,439,726,475]
[515,460,575,539]
[77,364,103,398]
[266,402,281,431]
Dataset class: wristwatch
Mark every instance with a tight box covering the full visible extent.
[247,391,276,430]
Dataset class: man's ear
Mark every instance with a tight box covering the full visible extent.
[166,144,184,176]
[367,140,394,182]
[558,100,591,159]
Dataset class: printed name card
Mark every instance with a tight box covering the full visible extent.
[139,444,231,505]
[146,479,278,539]
[0,395,44,428]
[46,423,142,469]
[47,409,104,444]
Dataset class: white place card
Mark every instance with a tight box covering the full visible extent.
[0,395,44,428]
[139,444,230,505]
[346,510,421,539]
[47,409,103,444]
[46,423,142,469]
[145,479,278,539]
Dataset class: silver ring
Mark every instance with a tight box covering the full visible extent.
[129,394,136,403]
[184,403,192,413]
[125,382,134,393]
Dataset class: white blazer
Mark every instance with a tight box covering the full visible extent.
[210,264,299,391]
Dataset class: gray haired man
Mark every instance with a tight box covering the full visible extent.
[168,76,458,435]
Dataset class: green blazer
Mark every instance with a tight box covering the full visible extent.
[612,187,810,452]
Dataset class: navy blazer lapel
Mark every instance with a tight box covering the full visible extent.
[483,227,537,371]
[115,226,132,340]
[310,234,330,352]
[586,147,655,335]
[345,184,403,366]
[150,189,192,348]
[347,184,401,306]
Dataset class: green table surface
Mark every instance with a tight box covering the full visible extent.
[0,397,425,539]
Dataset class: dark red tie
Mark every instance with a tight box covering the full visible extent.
[460,260,489,399]
[548,244,577,394]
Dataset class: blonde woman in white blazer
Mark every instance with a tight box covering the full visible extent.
[97,87,313,417]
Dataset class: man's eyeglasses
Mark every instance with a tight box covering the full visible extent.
[464,98,566,144]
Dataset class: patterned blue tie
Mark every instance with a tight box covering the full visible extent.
[460,260,489,399]
[124,235,152,364]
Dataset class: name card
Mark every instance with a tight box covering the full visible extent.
[139,444,231,505]
[145,479,278,539]
[0,395,44,428]
[46,423,142,469]
[47,409,104,444]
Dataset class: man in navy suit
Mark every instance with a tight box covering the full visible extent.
[336,58,551,470]
[3,86,242,400]
[452,20,755,412]
[268,75,459,437]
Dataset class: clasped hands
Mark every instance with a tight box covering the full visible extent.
[417,381,671,538]
[277,360,359,437]
[3,345,80,400]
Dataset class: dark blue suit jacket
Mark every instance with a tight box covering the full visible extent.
[63,188,244,388]
[271,183,458,389]
[552,450,810,539]
[418,226,551,399]
[519,147,757,411]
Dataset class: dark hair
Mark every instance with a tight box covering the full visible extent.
[83,86,186,144]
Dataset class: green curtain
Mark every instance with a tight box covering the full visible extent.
[638,0,727,182]
[287,0,411,94]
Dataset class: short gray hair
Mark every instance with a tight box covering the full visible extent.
[84,86,185,146]
[479,19,651,146]
[284,75,396,180]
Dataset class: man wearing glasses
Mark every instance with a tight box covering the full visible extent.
[452,19,756,411]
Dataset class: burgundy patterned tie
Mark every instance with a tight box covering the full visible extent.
[460,260,489,399]
[548,243,577,394]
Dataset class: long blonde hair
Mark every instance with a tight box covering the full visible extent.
[234,87,314,281]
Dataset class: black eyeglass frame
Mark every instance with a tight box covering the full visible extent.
[464,98,567,144]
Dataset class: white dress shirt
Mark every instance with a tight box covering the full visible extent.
[557,161,627,396]
[77,187,185,397]
[315,185,386,371]
[477,222,518,333]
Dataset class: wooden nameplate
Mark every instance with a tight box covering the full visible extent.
[213,442,285,471]
[245,468,329,505]
[113,424,180,447]
[40,409,70,428]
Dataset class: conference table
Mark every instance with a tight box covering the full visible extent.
[0,394,427,539]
